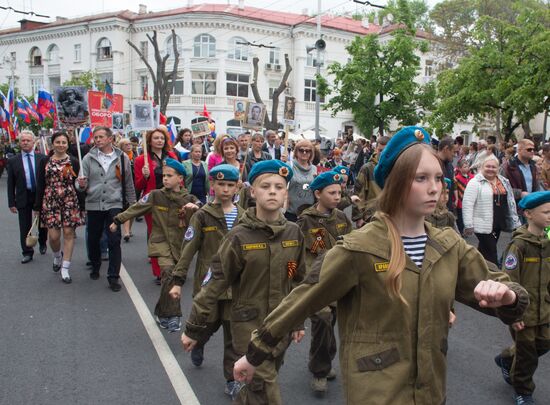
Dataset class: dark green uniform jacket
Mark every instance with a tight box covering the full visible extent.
[114,187,199,260]
[502,225,550,326]
[352,153,381,220]
[185,208,306,354]
[297,205,352,270]
[246,217,529,405]
[172,202,245,297]
[426,208,458,232]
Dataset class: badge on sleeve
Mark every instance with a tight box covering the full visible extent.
[184,225,195,241]
[140,193,149,204]
[504,253,518,270]
[202,269,213,286]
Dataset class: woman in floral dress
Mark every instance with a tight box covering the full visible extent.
[34,131,84,283]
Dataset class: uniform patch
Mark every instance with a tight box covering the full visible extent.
[336,223,347,230]
[155,205,168,211]
[374,262,390,272]
[140,193,149,204]
[282,240,299,248]
[524,257,540,263]
[309,228,323,234]
[184,226,195,241]
[202,269,212,286]
[202,226,218,232]
[504,253,518,270]
[242,243,267,251]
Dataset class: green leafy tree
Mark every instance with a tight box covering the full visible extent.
[63,70,105,90]
[431,5,550,140]
[320,0,428,136]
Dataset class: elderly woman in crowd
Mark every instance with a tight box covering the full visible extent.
[286,139,317,221]
[34,131,84,284]
[462,155,521,264]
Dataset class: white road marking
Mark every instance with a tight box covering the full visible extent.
[119,264,200,405]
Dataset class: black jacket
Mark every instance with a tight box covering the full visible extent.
[7,152,46,209]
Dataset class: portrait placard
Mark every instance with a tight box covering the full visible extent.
[243,102,266,129]
[283,96,296,126]
[55,86,89,126]
[191,121,211,138]
[131,101,154,131]
[112,113,124,130]
[234,99,246,122]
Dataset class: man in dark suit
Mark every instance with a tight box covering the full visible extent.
[7,130,48,263]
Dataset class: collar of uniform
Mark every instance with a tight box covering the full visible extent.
[203,202,229,219]
[301,205,338,222]
[241,207,288,238]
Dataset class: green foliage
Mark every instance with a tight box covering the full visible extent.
[378,0,433,32]
[63,71,105,91]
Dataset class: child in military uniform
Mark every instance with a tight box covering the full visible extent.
[297,170,352,394]
[169,164,244,395]
[110,159,200,332]
[181,160,306,404]
[333,165,353,211]
[495,191,550,405]
[234,126,529,405]
[426,178,458,232]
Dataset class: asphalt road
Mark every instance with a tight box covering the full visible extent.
[0,175,548,405]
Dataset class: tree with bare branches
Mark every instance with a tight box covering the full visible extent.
[250,54,292,130]
[127,29,180,115]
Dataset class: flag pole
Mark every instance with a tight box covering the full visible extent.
[76,127,83,176]
[142,130,149,170]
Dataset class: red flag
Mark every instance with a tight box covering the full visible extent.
[202,103,211,119]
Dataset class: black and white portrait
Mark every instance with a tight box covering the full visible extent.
[55,86,89,125]
[245,102,265,128]
[131,101,154,130]
[112,113,124,130]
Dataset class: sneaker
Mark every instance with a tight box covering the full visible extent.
[310,377,328,394]
[108,278,122,292]
[494,354,512,385]
[156,316,170,329]
[515,394,535,405]
[191,346,204,367]
[167,317,181,333]
[327,368,337,381]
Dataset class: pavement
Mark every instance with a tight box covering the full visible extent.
[0,175,548,405]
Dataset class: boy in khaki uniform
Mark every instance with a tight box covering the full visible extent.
[111,159,200,331]
[298,170,352,394]
[181,160,306,404]
[169,164,244,395]
[426,178,458,232]
[495,191,550,405]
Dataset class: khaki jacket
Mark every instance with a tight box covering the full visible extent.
[426,208,458,232]
[172,202,245,298]
[114,187,199,260]
[502,225,550,326]
[246,217,528,405]
[185,208,306,354]
[297,205,352,270]
[353,154,381,213]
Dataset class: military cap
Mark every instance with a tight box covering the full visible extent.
[210,164,240,182]
[518,191,550,210]
[374,126,431,188]
[333,165,350,176]
[248,160,293,184]
[309,170,344,191]
[163,158,186,176]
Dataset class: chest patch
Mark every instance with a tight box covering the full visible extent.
[242,243,267,251]
[282,240,299,248]
[202,226,218,232]
[155,205,169,212]
[523,257,540,263]
[374,262,390,272]
[504,253,518,270]
[184,226,195,241]
[336,223,347,231]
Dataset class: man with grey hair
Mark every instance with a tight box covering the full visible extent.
[7,130,48,263]
[262,130,284,160]
[502,138,539,205]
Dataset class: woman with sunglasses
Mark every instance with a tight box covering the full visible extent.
[285,140,317,222]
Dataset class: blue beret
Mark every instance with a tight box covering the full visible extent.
[309,171,344,191]
[374,126,431,188]
[248,160,293,184]
[518,191,550,210]
[210,164,240,182]
[333,165,350,176]
[164,158,186,176]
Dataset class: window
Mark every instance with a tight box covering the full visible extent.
[192,71,217,95]
[306,52,324,67]
[228,37,248,61]
[268,79,280,99]
[304,79,324,102]
[165,35,182,58]
[226,73,249,97]
[99,72,113,85]
[47,44,59,64]
[424,59,433,77]
[140,41,148,60]
[49,77,60,93]
[193,34,216,58]
[30,78,43,95]
[29,47,42,66]
[269,48,280,65]
[97,37,112,60]
[74,44,81,62]
[170,75,184,95]
[10,52,16,68]
[140,75,148,97]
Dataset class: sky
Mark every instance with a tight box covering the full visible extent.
[0,0,443,30]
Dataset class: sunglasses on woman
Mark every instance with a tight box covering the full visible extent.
[297,148,312,154]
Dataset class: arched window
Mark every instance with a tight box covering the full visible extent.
[227,37,248,61]
[193,34,216,58]
[165,34,182,58]
[97,37,112,60]
[29,47,42,66]
[47,44,59,64]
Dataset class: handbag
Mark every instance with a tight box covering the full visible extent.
[26,216,39,247]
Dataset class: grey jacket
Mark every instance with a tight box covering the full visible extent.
[76,146,136,211]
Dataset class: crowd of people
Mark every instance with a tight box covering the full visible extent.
[4,125,549,405]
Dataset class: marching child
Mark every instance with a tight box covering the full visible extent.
[181,160,307,404]
[495,191,550,405]
[297,170,352,394]
[426,177,459,233]
[333,165,353,211]
[110,158,200,331]
[170,164,244,395]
